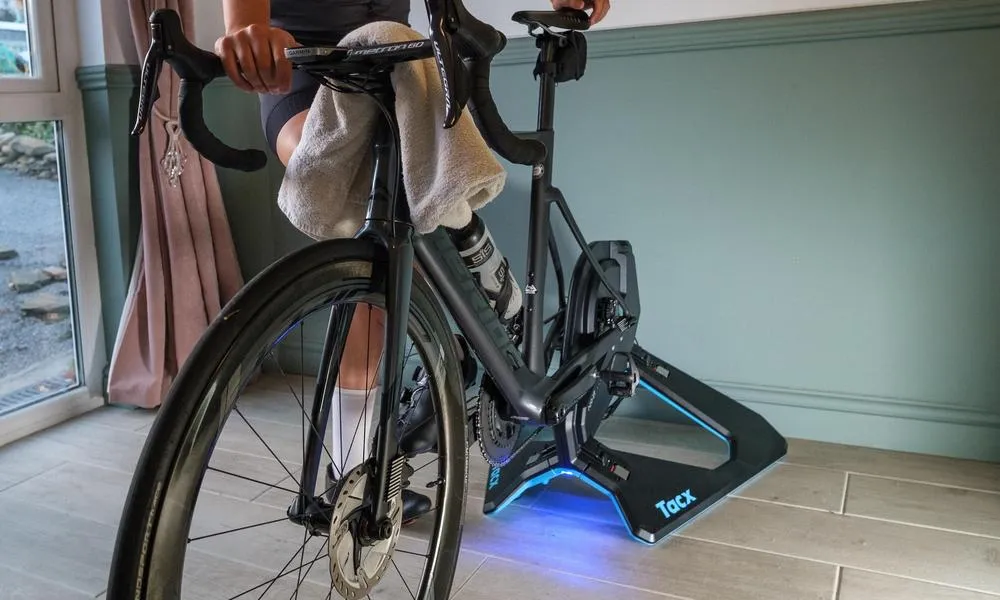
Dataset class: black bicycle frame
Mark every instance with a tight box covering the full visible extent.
[416,33,637,425]
[299,33,637,529]
[297,83,414,529]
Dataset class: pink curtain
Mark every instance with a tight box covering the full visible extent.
[108,0,244,408]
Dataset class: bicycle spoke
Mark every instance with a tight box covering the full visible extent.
[269,351,338,472]
[390,557,417,600]
[235,407,300,488]
[300,329,305,452]
[403,339,416,370]
[187,516,289,543]
[410,457,438,475]
[206,466,299,496]
[300,331,306,501]
[225,532,311,600]
[291,522,309,600]
[254,544,309,600]
[253,552,330,600]
[393,547,429,559]
[291,537,327,600]
[363,308,372,472]
[340,394,371,476]
[344,350,384,471]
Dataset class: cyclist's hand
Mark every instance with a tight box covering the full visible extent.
[551,0,610,25]
[215,24,298,94]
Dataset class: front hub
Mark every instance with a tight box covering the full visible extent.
[328,464,403,598]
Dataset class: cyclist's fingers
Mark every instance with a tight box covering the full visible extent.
[246,25,277,91]
[233,32,266,92]
[215,36,253,92]
[590,0,610,24]
[270,37,294,93]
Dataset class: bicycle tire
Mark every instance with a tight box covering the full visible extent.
[106,238,468,600]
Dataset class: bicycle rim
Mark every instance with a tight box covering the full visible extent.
[108,242,468,600]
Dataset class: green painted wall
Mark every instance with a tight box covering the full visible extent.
[77,66,140,362]
[472,2,1000,461]
[79,0,1000,460]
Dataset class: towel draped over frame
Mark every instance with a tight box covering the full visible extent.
[277,21,507,239]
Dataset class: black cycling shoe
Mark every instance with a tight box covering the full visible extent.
[401,488,433,524]
[398,334,478,457]
[399,383,438,457]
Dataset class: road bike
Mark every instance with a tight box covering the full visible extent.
[107,4,786,599]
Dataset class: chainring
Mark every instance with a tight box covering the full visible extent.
[475,378,543,467]
[328,464,402,599]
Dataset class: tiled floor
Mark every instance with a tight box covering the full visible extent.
[1,394,999,599]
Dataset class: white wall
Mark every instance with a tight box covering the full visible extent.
[411,0,925,39]
[75,0,136,66]
[190,0,926,50]
[193,1,225,51]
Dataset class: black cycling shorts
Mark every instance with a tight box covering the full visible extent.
[258,68,321,155]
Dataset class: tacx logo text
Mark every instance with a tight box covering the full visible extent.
[655,489,696,519]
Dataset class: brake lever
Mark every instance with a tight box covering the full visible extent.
[425,0,467,128]
[131,33,164,136]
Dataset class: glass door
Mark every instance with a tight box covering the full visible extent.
[0,0,105,444]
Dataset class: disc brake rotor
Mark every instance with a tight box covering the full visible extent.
[329,465,402,599]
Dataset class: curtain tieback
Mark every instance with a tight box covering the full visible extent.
[154,105,187,188]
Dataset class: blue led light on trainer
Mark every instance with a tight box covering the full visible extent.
[487,468,564,514]
[637,379,730,448]
[486,467,654,546]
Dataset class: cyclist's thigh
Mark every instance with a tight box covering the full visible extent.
[258,68,319,164]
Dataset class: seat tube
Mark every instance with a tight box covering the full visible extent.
[523,39,559,374]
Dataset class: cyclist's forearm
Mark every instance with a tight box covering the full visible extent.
[223,0,269,33]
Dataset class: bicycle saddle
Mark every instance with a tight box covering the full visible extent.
[512,9,591,31]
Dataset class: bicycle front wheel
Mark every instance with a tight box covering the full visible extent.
[106,238,469,600]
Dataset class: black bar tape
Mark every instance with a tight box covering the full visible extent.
[467,57,546,166]
[178,81,268,172]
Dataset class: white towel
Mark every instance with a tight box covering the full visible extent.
[277,21,507,239]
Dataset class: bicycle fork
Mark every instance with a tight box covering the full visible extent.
[293,88,413,539]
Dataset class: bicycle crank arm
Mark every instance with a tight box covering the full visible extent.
[533,320,638,423]
[543,366,599,423]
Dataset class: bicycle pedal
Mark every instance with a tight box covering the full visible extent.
[599,367,638,397]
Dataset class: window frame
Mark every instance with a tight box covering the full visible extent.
[0,0,59,93]
[0,0,107,442]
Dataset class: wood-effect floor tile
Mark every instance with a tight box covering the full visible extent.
[0,496,116,596]
[0,438,64,492]
[845,475,1000,538]
[0,564,92,600]
[679,497,1000,594]
[81,404,158,432]
[838,569,1000,600]
[786,439,1000,493]
[0,461,130,527]
[735,463,846,512]
[409,499,837,600]
[452,556,679,600]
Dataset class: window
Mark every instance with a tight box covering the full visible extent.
[0,0,104,442]
[0,0,57,93]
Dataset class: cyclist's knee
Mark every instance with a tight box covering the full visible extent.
[276,109,309,166]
